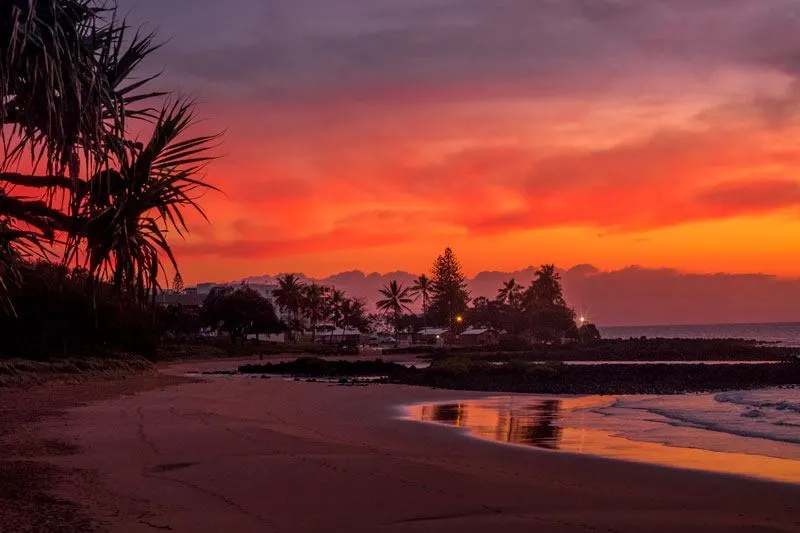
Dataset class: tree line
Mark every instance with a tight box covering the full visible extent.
[375,248,597,343]
[168,247,594,347]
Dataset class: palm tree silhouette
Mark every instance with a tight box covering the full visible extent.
[410,274,432,318]
[68,101,218,304]
[497,278,522,307]
[275,273,305,341]
[377,280,413,335]
[302,283,328,343]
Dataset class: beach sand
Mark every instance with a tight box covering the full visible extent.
[3,358,800,532]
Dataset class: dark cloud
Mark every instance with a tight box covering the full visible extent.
[120,0,800,102]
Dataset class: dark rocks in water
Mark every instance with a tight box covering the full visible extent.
[397,358,800,395]
[240,356,800,395]
[386,337,796,362]
[240,357,408,378]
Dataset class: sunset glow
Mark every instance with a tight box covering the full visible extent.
[119,0,800,283]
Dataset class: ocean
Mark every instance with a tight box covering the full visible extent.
[599,322,800,347]
[406,388,800,484]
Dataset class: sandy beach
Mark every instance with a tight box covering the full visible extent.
[3,359,800,532]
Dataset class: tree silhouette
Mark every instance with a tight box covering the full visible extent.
[377,280,413,335]
[410,274,433,315]
[274,273,305,341]
[202,286,281,345]
[302,283,328,342]
[497,278,523,307]
[1,1,217,311]
[429,247,469,330]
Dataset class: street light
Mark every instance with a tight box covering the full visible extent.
[456,315,464,324]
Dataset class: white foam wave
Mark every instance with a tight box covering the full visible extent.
[601,388,800,447]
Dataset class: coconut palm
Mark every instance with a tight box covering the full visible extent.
[274,273,304,341]
[497,278,523,307]
[410,274,432,315]
[341,297,368,332]
[302,283,328,342]
[377,280,413,335]
[325,288,346,343]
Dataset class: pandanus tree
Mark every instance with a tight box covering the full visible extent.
[63,101,218,303]
[377,280,413,335]
[0,1,217,313]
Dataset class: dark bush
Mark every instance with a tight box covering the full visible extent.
[0,261,159,360]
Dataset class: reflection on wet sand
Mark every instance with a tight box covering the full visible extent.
[420,399,563,449]
[407,397,800,484]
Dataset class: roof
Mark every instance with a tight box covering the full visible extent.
[416,328,449,336]
[315,328,363,336]
[460,327,496,336]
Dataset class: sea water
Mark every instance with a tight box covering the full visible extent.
[406,387,800,484]
[600,322,800,347]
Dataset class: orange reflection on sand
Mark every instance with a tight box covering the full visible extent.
[407,398,800,484]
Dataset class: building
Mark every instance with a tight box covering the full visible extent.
[414,327,450,346]
[458,327,500,347]
[155,287,201,307]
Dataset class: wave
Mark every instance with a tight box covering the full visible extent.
[603,388,800,447]
[715,390,800,414]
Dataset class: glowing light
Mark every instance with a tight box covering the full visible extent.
[456,315,464,323]
[579,316,586,324]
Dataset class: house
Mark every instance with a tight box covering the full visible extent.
[458,327,500,347]
[319,328,365,346]
[156,288,201,307]
[300,327,366,346]
[414,327,450,346]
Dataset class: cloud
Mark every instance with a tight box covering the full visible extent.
[116,0,800,282]
[697,179,800,214]
[424,127,800,233]
[124,0,800,103]
[174,227,414,259]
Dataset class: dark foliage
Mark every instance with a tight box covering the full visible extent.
[202,286,282,345]
[0,261,158,359]
[157,304,201,342]
[427,247,469,326]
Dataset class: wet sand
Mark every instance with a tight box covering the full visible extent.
[9,359,800,532]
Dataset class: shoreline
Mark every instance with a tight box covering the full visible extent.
[3,360,797,532]
[400,392,800,485]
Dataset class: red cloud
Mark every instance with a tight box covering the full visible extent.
[697,178,800,213]
[173,227,414,260]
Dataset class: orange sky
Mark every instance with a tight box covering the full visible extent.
[119,0,800,283]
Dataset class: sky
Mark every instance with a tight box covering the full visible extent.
[119,0,800,284]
